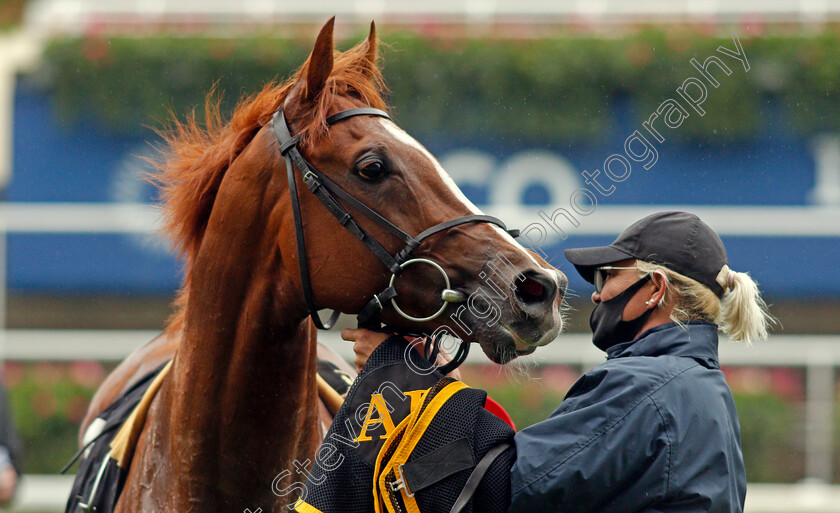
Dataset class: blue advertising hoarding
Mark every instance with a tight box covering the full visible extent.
[10,82,839,298]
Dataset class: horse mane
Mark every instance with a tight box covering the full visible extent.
[150,39,388,332]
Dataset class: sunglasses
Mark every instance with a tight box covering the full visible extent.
[594,266,643,293]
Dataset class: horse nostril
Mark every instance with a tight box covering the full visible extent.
[515,271,557,308]
[517,277,545,304]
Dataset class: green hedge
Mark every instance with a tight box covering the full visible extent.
[5,362,110,474]
[36,30,840,144]
[0,361,818,482]
[735,391,802,483]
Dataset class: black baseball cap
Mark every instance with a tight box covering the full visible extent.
[564,211,729,297]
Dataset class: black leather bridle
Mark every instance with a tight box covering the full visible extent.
[272,106,519,331]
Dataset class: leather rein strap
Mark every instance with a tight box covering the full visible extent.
[272,107,517,330]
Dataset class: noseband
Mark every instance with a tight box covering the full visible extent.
[272,107,518,331]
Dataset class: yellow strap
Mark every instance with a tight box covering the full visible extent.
[293,498,326,513]
[374,395,427,513]
[378,381,469,513]
[108,360,173,468]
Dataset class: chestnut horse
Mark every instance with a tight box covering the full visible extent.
[80,19,566,511]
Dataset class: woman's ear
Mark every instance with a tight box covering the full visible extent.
[649,270,669,308]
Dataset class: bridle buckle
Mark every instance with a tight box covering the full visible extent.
[302,170,320,188]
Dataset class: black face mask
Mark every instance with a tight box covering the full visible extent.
[590,275,653,351]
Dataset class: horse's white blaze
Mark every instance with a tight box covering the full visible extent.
[379,120,482,215]
[491,225,546,272]
[379,119,551,272]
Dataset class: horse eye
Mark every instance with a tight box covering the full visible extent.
[356,160,387,182]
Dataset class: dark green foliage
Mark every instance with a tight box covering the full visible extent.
[37,30,840,144]
[734,392,802,483]
[6,362,109,473]
[2,361,820,482]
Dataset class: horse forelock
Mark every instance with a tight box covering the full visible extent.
[150,38,388,332]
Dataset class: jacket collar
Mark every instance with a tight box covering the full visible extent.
[605,321,720,369]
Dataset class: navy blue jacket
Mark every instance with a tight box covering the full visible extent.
[509,322,746,513]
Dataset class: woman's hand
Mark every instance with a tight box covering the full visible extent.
[341,328,462,380]
[341,328,390,373]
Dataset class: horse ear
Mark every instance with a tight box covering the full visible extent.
[302,17,335,102]
[360,21,378,75]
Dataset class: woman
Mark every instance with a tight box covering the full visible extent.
[344,211,773,513]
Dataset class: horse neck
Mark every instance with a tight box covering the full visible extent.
[163,155,321,505]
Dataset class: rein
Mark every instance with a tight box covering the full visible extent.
[271,107,518,333]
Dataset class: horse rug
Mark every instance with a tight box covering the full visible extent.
[293,336,515,513]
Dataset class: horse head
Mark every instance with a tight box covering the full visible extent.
[276,19,567,363]
[158,18,566,365]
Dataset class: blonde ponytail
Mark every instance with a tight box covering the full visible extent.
[717,266,775,345]
[636,261,775,345]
